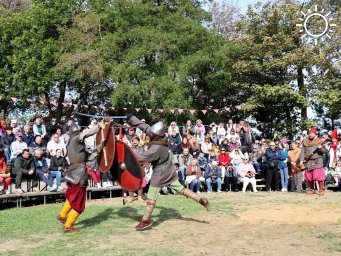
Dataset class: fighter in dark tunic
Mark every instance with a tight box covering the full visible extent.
[57,123,104,232]
[127,115,211,231]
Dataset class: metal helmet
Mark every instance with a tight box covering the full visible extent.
[150,121,165,136]
[70,124,81,133]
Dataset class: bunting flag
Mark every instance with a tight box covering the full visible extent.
[27,99,35,103]
[226,107,231,112]
[201,110,207,115]
[178,108,184,114]
[213,109,219,114]
[110,107,115,110]
[170,109,175,114]
[0,95,2,100]
[11,97,18,102]
[62,102,68,107]
[135,108,140,112]
[147,108,152,113]
[93,105,98,109]
[83,105,88,108]
[99,106,106,110]
[50,101,57,107]
[73,104,78,109]
[123,107,127,111]
[158,109,164,113]
[189,109,196,115]
[235,105,241,110]
[39,100,46,105]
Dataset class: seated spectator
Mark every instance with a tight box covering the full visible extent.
[185,159,203,193]
[55,127,67,145]
[0,120,7,137]
[228,136,240,151]
[179,137,191,154]
[238,154,257,193]
[13,149,38,194]
[208,129,218,145]
[32,118,47,141]
[197,151,208,172]
[212,144,220,154]
[1,126,15,163]
[33,149,55,191]
[183,120,194,136]
[126,127,135,142]
[22,125,35,147]
[249,144,263,173]
[330,160,341,185]
[218,147,230,178]
[178,148,193,185]
[0,148,11,194]
[47,118,58,138]
[230,147,244,167]
[195,130,205,144]
[224,163,238,192]
[29,135,47,157]
[169,130,181,146]
[169,140,181,155]
[11,119,22,135]
[10,133,28,162]
[168,121,180,135]
[205,161,222,193]
[226,119,236,133]
[190,137,201,156]
[207,149,218,165]
[102,171,114,187]
[194,119,205,135]
[47,133,67,157]
[201,135,212,156]
[226,129,240,142]
[219,138,229,151]
[49,149,68,192]
[62,118,73,134]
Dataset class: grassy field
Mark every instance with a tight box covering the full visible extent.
[0,191,340,256]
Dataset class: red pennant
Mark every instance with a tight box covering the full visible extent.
[73,104,78,109]
[100,106,106,110]
[93,106,98,109]
[39,100,46,105]
[135,108,140,112]
[201,110,207,115]
[189,109,196,115]
[50,101,57,107]
[123,107,127,111]
[83,105,88,108]
[330,129,338,140]
[147,109,152,113]
[236,105,241,110]
[62,102,68,107]
[178,108,184,114]
[110,107,115,110]
[27,99,34,103]
[11,97,18,102]
[170,109,175,114]
[213,109,219,114]
[158,109,164,113]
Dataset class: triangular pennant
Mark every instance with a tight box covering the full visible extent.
[0,95,2,100]
[330,129,338,140]
[62,102,68,107]
[147,108,152,113]
[27,99,34,103]
[73,104,78,109]
[158,109,164,113]
[189,109,196,115]
[39,100,46,105]
[226,107,231,112]
[93,105,98,109]
[135,108,140,112]
[110,107,115,110]
[201,110,207,115]
[170,109,175,114]
[236,105,241,110]
[50,101,57,107]
[178,108,184,114]
[123,107,127,111]
[83,105,88,108]
[100,106,106,110]
[213,109,219,114]
[11,97,18,102]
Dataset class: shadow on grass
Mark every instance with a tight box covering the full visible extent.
[77,208,115,227]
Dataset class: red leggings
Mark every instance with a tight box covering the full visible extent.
[0,177,11,190]
[88,170,101,184]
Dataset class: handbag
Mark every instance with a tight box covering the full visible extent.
[267,160,275,169]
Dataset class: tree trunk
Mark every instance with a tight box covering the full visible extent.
[55,82,66,124]
[297,66,307,120]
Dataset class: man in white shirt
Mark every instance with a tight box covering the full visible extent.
[10,133,28,162]
[47,134,67,157]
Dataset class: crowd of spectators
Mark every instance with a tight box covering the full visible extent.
[0,117,340,196]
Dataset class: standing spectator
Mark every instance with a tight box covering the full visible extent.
[29,135,47,157]
[0,148,11,194]
[265,142,280,192]
[279,142,289,192]
[10,133,28,162]
[62,118,73,134]
[11,119,22,135]
[135,119,145,138]
[33,149,55,191]
[194,119,206,135]
[185,159,203,193]
[13,149,38,194]
[205,161,222,193]
[178,148,193,185]
[49,149,67,192]
[238,154,257,193]
[22,125,35,147]
[226,119,236,133]
[218,148,230,178]
[126,128,135,142]
[183,120,194,136]
[224,164,238,192]
[1,126,15,163]
[32,118,47,140]
[288,141,303,192]
[47,133,67,157]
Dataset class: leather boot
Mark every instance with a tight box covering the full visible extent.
[126,196,134,203]
[135,200,155,231]
[306,190,315,195]
[180,188,211,212]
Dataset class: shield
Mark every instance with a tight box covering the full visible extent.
[96,124,115,173]
[111,140,143,191]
